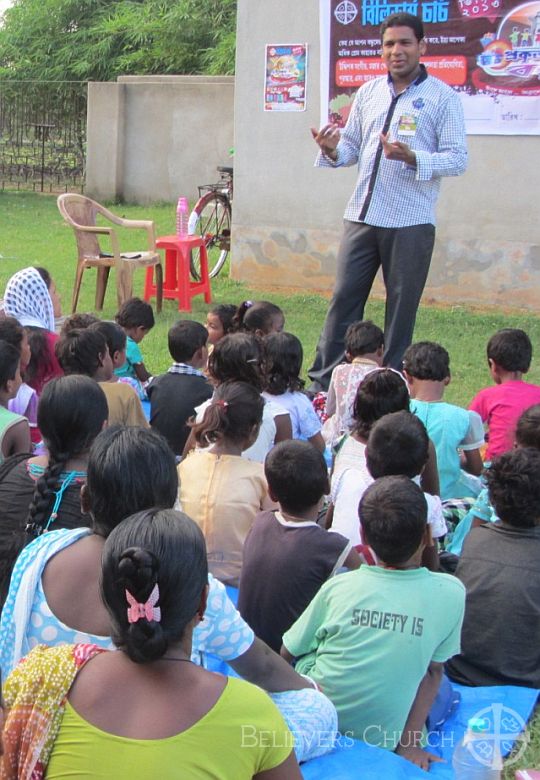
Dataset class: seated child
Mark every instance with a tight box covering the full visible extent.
[205,303,237,349]
[114,297,155,398]
[178,380,276,586]
[282,475,465,768]
[55,327,148,428]
[238,440,360,652]
[147,320,213,455]
[325,320,383,445]
[447,403,540,554]
[331,411,446,570]
[263,332,325,452]
[186,334,292,462]
[232,300,285,337]
[0,318,38,443]
[446,448,540,688]
[403,341,484,500]
[469,328,540,460]
[0,341,31,461]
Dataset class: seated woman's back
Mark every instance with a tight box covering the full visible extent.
[0,376,108,608]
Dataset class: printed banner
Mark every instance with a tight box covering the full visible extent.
[265,44,308,111]
[320,0,540,133]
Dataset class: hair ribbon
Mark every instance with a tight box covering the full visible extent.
[126,583,161,623]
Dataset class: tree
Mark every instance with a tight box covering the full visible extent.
[0,0,237,83]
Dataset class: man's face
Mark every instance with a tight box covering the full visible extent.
[381,25,426,82]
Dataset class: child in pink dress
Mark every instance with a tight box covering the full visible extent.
[469,328,540,461]
[324,320,383,446]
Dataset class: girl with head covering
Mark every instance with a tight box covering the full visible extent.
[3,266,63,396]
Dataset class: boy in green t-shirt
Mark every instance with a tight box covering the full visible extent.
[282,475,465,771]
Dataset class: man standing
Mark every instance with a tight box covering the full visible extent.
[308,13,467,391]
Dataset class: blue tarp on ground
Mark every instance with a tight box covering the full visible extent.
[301,684,539,778]
[222,583,539,776]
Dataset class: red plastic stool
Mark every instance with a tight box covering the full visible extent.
[144,234,212,312]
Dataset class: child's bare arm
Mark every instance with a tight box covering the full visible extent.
[342,547,362,570]
[395,661,445,770]
[274,412,292,444]
[420,440,440,496]
[133,361,151,383]
[462,447,483,476]
[2,419,31,459]
[308,431,326,453]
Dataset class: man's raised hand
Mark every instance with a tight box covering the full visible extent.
[380,133,416,167]
[311,124,341,159]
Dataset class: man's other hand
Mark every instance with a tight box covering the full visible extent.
[380,133,416,167]
[311,124,341,159]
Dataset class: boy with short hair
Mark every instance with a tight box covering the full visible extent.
[238,440,360,653]
[55,327,148,428]
[324,320,383,444]
[147,320,212,455]
[282,476,465,770]
[469,328,540,460]
[0,340,31,461]
[403,341,484,500]
[331,410,446,569]
[446,448,540,688]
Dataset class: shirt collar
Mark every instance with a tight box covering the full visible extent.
[167,362,204,377]
[387,63,428,90]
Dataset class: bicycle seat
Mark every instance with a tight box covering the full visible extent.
[217,166,233,174]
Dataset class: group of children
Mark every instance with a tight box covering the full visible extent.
[1,265,540,771]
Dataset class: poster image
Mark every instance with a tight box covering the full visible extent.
[320,0,540,133]
[265,44,308,111]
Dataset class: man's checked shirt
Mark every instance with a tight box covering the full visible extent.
[317,66,467,228]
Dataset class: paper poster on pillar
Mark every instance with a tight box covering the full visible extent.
[319,0,540,133]
[264,44,308,111]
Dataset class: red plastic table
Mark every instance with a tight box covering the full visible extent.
[144,234,212,312]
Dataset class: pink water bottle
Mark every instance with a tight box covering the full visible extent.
[176,196,189,238]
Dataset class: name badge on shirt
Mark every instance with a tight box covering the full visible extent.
[397,114,418,136]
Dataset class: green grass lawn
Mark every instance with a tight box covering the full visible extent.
[1,190,539,773]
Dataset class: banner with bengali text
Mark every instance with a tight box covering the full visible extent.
[320,0,540,133]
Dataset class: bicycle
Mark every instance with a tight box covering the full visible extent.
[188,166,233,281]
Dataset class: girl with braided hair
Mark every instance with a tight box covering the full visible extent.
[179,381,276,586]
[0,375,108,606]
[1,510,302,779]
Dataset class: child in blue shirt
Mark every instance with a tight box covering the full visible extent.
[263,332,325,452]
[114,297,154,398]
[403,341,484,501]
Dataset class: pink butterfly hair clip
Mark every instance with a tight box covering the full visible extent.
[125,583,162,624]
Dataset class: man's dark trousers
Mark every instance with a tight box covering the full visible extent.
[308,220,435,392]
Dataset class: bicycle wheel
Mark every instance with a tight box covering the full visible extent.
[188,191,232,280]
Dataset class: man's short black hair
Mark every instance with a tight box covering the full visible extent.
[487,328,532,373]
[115,297,155,331]
[486,448,540,528]
[380,13,424,42]
[264,440,329,514]
[345,320,384,358]
[403,341,450,382]
[360,476,427,565]
[168,320,208,363]
[366,411,429,479]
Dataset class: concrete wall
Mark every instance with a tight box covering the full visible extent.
[232,0,540,309]
[86,76,234,203]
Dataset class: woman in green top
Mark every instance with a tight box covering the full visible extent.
[2,508,301,780]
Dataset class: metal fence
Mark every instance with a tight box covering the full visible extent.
[0,82,87,193]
